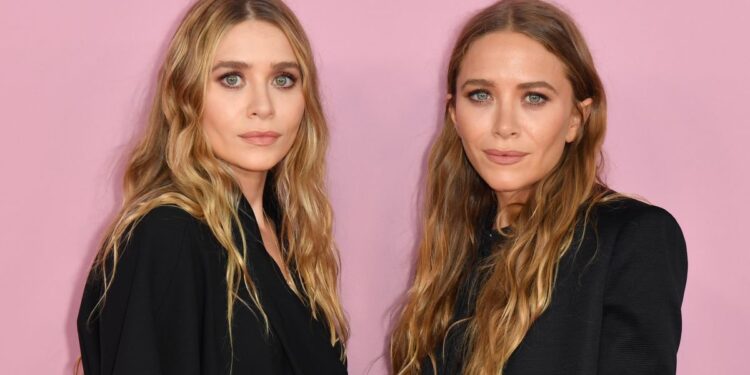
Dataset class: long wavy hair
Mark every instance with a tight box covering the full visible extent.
[390,1,615,373]
[88,0,348,355]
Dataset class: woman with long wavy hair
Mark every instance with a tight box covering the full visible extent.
[390,1,687,374]
[76,0,348,374]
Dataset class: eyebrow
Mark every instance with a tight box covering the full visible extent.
[518,81,558,94]
[460,79,558,94]
[461,79,494,89]
[212,60,248,71]
[272,61,301,71]
[211,60,301,72]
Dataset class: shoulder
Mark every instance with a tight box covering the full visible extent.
[589,195,687,281]
[97,205,212,301]
[118,205,208,268]
[80,205,212,346]
[125,204,210,248]
[131,205,200,237]
[591,196,682,236]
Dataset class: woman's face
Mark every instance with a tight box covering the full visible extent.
[451,31,591,201]
[203,20,304,175]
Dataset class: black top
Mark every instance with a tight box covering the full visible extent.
[425,197,688,375]
[77,195,347,375]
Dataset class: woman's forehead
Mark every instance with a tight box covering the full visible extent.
[459,31,569,91]
[212,20,298,67]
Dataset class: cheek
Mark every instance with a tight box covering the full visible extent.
[280,93,305,133]
[273,91,305,150]
[201,89,243,147]
[454,103,492,147]
[525,110,570,173]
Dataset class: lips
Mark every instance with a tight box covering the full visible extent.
[239,131,281,146]
[483,149,529,165]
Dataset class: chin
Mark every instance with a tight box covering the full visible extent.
[227,157,282,174]
[481,173,533,195]
[488,184,532,195]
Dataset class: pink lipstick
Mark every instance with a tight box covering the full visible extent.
[484,149,529,165]
[239,131,281,146]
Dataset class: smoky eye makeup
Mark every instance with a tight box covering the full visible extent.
[462,88,552,107]
[271,72,298,89]
[218,71,245,89]
[214,70,299,90]
[524,92,549,105]
[466,89,493,103]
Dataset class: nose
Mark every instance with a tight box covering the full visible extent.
[493,98,520,139]
[246,85,274,119]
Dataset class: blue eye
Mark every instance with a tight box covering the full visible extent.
[525,93,547,105]
[273,74,296,88]
[468,90,492,102]
[220,73,243,88]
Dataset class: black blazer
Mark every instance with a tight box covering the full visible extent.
[77,196,347,375]
[427,197,688,375]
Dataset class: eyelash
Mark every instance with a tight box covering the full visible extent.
[467,89,492,103]
[524,92,548,105]
[273,72,298,89]
[217,71,299,89]
[219,71,244,89]
[466,90,549,106]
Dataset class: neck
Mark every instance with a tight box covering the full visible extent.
[495,188,530,229]
[233,167,268,219]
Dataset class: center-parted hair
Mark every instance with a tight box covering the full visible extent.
[390,1,614,373]
[88,0,348,358]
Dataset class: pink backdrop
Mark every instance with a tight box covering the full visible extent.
[1,0,748,374]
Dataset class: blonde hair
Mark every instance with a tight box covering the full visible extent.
[88,0,347,357]
[390,0,616,373]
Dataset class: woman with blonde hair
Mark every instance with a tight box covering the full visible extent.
[77,0,348,373]
[391,0,687,374]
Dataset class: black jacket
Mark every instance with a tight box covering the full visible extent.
[77,196,347,375]
[427,197,688,375]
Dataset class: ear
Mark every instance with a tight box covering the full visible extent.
[447,93,457,126]
[565,97,593,143]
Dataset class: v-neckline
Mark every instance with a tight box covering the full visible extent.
[233,194,347,375]
[237,196,297,292]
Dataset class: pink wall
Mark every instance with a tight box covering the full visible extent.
[0,0,747,373]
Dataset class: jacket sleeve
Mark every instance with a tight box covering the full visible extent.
[597,206,688,374]
[77,207,205,375]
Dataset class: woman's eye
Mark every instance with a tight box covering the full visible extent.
[220,74,243,88]
[468,90,492,102]
[273,74,296,89]
[525,93,547,105]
